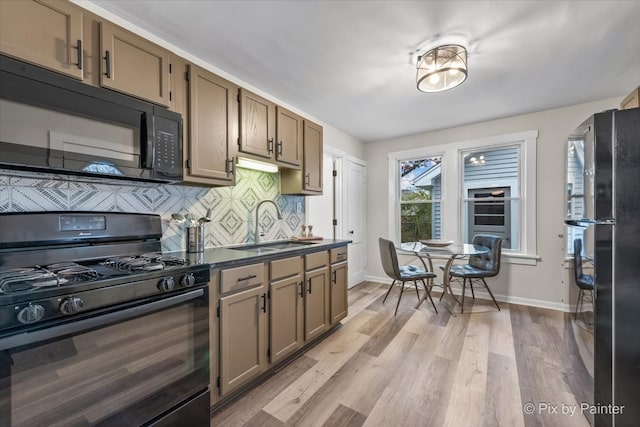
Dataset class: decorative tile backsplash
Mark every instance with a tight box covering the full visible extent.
[0,168,305,252]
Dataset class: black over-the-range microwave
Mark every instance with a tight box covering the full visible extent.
[0,55,183,183]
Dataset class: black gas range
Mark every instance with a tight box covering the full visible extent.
[0,212,210,427]
[0,212,209,336]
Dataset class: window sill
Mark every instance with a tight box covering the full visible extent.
[502,252,540,266]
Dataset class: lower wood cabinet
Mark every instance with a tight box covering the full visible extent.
[214,246,347,405]
[330,247,349,325]
[330,261,348,325]
[218,264,267,397]
[269,256,304,364]
[304,251,330,341]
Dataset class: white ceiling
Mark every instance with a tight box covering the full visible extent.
[90,0,640,143]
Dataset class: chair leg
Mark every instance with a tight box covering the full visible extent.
[421,279,438,314]
[578,288,585,315]
[481,278,501,311]
[469,280,475,299]
[394,280,406,316]
[461,278,466,314]
[414,280,421,300]
[383,280,396,304]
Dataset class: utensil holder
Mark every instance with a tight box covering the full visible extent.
[187,225,204,253]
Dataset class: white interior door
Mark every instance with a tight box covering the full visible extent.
[306,154,336,239]
[345,159,366,287]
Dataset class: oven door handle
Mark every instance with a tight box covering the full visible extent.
[0,289,204,351]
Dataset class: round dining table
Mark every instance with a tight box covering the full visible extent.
[397,241,490,315]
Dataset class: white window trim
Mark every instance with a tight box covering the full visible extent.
[388,130,539,264]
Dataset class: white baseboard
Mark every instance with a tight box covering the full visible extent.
[364,275,572,312]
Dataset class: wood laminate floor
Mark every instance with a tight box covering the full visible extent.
[211,281,593,427]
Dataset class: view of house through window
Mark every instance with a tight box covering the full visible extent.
[461,146,520,249]
[399,157,442,242]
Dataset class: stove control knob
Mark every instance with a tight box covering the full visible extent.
[59,297,84,315]
[17,304,45,324]
[158,277,175,292]
[181,273,196,287]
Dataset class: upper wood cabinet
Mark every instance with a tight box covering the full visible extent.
[182,63,236,186]
[99,21,171,107]
[280,119,323,195]
[0,0,84,80]
[275,107,303,168]
[620,86,639,110]
[238,88,275,159]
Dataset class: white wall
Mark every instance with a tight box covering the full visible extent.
[365,97,620,311]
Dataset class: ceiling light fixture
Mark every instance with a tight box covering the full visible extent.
[416,44,468,92]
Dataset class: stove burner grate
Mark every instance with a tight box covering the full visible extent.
[0,267,66,293]
[102,253,187,273]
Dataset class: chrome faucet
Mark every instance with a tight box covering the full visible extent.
[254,200,283,244]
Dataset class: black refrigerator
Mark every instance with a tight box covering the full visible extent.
[566,107,640,427]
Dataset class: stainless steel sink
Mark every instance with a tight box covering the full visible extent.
[229,240,314,252]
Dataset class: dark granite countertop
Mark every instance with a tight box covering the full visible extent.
[166,239,351,269]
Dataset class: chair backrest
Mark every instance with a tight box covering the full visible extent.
[469,234,502,276]
[573,238,583,279]
[378,237,402,280]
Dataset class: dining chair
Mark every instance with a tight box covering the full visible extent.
[572,238,594,318]
[440,234,502,313]
[378,237,438,315]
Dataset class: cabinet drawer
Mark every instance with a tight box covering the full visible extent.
[330,247,348,264]
[270,256,302,281]
[305,251,329,271]
[220,263,264,294]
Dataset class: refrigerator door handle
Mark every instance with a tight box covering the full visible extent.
[565,218,616,227]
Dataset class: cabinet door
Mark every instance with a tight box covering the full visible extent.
[330,262,348,325]
[100,21,170,106]
[304,266,330,341]
[186,64,236,185]
[270,275,304,364]
[0,0,83,80]
[219,286,266,396]
[303,120,323,193]
[238,88,275,159]
[276,106,302,168]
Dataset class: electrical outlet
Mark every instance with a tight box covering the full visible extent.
[295,201,303,214]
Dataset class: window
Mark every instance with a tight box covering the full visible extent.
[461,146,520,249]
[565,139,585,254]
[399,157,442,242]
[388,130,538,263]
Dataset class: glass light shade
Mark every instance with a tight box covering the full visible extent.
[416,44,467,92]
[236,157,279,173]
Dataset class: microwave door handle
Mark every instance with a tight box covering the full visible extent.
[140,112,154,168]
[0,289,204,351]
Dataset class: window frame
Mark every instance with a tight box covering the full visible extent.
[388,130,539,265]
